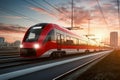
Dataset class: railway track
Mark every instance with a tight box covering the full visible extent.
[0,51,88,69]
[0,50,112,80]
[53,51,110,80]
[0,57,49,69]
[0,51,108,70]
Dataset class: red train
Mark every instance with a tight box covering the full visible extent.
[20,23,109,58]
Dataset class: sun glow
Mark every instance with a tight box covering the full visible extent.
[94,34,103,42]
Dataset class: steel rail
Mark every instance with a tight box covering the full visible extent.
[53,50,112,80]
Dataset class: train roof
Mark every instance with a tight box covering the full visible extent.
[50,23,85,38]
[32,23,88,41]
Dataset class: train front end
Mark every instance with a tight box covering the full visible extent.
[20,23,47,58]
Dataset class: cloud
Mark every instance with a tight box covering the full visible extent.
[0,16,24,19]
[0,32,24,43]
[30,6,47,13]
[58,6,90,26]
[74,7,90,24]
[28,0,119,30]
[0,23,27,33]
[0,23,27,43]
[29,6,56,17]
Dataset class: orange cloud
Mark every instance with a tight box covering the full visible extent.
[0,16,24,19]
[57,6,90,26]
[0,24,27,43]
[29,6,56,17]
[0,33,24,43]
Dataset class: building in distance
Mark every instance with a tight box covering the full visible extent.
[0,37,5,43]
[110,32,118,48]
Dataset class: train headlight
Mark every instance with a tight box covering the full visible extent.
[34,43,40,49]
[20,44,23,48]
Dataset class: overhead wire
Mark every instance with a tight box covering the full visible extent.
[42,0,71,20]
[96,0,109,27]
[23,0,59,18]
[117,0,120,29]
[0,7,37,23]
[31,0,71,23]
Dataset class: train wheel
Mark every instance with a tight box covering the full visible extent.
[94,50,97,52]
[58,53,62,58]
[57,51,66,57]
[51,52,57,59]
[61,51,66,57]
[51,51,66,59]
[85,50,89,54]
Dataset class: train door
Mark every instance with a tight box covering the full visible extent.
[56,33,62,50]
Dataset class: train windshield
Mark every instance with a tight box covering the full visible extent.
[24,26,43,42]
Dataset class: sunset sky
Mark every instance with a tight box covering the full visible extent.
[0,0,120,45]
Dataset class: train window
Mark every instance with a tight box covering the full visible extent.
[43,30,55,43]
[65,36,74,45]
[24,26,43,42]
[79,39,87,46]
[76,38,79,45]
[56,33,61,44]
[66,36,70,41]
[79,40,81,45]
[61,34,65,44]
[56,33,65,44]
[27,33,35,40]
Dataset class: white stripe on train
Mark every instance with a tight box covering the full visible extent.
[40,49,99,57]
